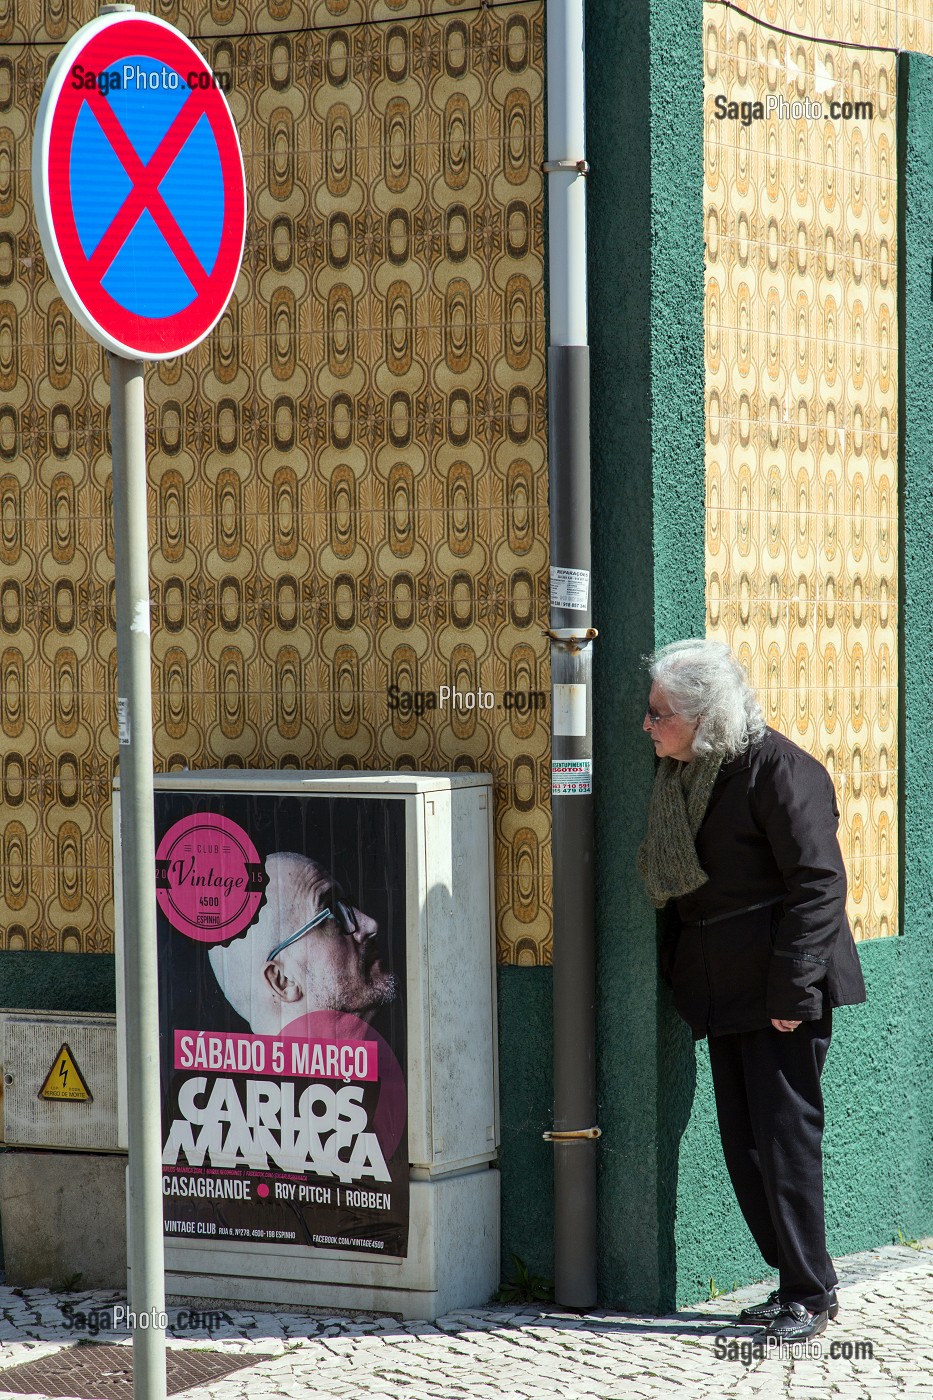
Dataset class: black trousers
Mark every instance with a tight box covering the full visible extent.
[707,1007,836,1313]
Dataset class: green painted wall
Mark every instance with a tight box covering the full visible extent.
[586,0,705,1311]
[497,967,553,1281]
[0,953,116,1013]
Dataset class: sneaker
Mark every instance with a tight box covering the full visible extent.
[763,1301,829,1340]
[739,1288,838,1326]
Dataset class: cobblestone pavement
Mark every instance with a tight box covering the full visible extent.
[0,1240,930,1399]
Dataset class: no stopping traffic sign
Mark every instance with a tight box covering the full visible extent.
[33,12,245,360]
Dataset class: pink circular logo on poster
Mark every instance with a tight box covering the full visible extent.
[155,813,266,943]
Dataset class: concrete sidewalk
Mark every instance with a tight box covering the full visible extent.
[0,1239,930,1399]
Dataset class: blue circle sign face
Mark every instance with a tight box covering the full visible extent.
[33,14,246,360]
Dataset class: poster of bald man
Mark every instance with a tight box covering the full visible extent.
[154,788,409,1258]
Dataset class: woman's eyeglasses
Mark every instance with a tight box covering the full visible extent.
[645,707,678,726]
[266,894,358,962]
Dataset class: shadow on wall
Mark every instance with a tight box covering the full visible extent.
[656,995,698,1305]
[497,966,554,1283]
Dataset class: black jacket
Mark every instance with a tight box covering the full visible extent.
[660,727,866,1037]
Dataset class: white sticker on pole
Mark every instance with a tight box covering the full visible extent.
[117,697,131,746]
[551,758,592,796]
[553,684,587,737]
[550,566,590,611]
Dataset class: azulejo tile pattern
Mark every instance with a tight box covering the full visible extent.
[704,1,898,940]
[0,0,549,963]
[722,0,933,54]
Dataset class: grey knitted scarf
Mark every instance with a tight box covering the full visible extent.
[636,753,724,909]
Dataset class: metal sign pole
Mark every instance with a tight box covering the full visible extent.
[545,0,597,1310]
[110,353,167,1400]
[32,10,243,1381]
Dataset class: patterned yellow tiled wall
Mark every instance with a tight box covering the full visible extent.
[0,0,550,963]
[723,0,933,54]
[704,2,898,939]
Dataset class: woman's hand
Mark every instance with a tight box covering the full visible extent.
[771,1017,802,1032]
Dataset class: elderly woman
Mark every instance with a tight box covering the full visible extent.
[637,639,865,1341]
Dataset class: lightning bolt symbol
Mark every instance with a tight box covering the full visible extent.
[59,1059,68,1087]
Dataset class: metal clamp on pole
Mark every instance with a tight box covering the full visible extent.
[542,158,590,176]
[543,1127,602,1142]
[545,626,598,655]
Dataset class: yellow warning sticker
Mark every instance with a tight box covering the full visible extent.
[38,1043,93,1102]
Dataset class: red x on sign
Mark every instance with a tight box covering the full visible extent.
[83,83,215,298]
[34,14,245,360]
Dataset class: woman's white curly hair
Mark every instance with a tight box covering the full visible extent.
[646,639,766,759]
